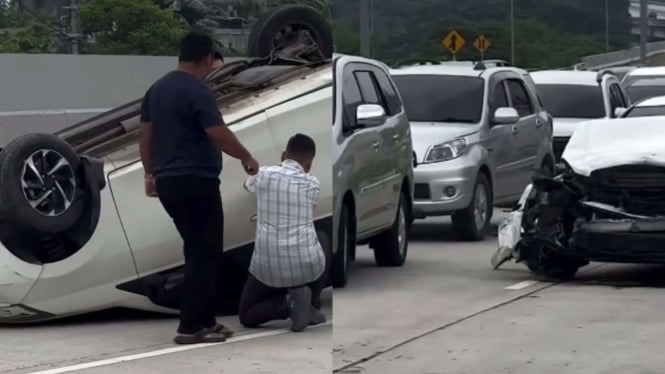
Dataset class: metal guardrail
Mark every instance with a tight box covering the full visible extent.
[581,40,665,69]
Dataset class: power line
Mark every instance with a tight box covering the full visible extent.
[16,0,67,36]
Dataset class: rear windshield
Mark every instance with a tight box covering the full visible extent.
[625,78,665,102]
[624,105,665,118]
[391,74,484,123]
[536,84,605,118]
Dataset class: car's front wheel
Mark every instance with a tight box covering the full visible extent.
[0,133,85,233]
[451,173,492,241]
[371,191,410,267]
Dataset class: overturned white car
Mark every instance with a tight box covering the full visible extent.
[492,116,665,278]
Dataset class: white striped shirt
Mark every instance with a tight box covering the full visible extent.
[244,159,325,288]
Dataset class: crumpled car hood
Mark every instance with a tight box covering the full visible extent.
[562,116,665,177]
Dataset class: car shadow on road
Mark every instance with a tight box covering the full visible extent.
[0,308,175,329]
[410,221,499,242]
[567,263,665,289]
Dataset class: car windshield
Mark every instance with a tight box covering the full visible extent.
[625,78,665,102]
[391,74,484,123]
[624,105,665,118]
[536,84,605,118]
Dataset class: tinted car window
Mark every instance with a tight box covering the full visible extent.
[493,81,509,108]
[342,68,363,125]
[626,78,665,102]
[536,84,605,118]
[373,68,402,115]
[624,105,665,118]
[391,74,484,123]
[354,71,380,104]
[507,79,534,117]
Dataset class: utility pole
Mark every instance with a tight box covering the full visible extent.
[359,0,371,57]
[605,0,610,53]
[510,0,515,65]
[640,0,648,64]
[63,0,80,54]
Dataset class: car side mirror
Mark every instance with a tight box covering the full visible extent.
[492,107,520,125]
[614,107,627,118]
[356,104,386,128]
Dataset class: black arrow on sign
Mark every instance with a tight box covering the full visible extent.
[450,33,458,52]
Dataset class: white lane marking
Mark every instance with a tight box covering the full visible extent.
[504,280,539,290]
[28,322,331,374]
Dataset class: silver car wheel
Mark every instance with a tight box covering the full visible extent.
[397,202,407,258]
[473,183,488,230]
[20,149,76,217]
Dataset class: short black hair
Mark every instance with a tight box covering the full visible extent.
[286,133,316,158]
[213,50,224,62]
[179,32,214,63]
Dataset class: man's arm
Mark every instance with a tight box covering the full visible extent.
[138,89,154,176]
[192,86,253,161]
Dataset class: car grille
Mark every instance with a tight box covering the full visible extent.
[587,165,665,216]
[414,183,431,200]
[552,137,569,162]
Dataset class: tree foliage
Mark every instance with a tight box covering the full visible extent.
[0,0,62,53]
[79,0,189,56]
[334,0,632,69]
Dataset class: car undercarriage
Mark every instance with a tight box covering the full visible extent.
[493,162,665,279]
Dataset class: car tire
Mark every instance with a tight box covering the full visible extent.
[332,203,352,288]
[0,133,85,233]
[372,192,410,267]
[451,173,492,242]
[525,254,580,280]
[247,4,333,58]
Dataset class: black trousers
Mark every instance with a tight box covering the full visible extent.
[156,175,223,334]
[238,231,330,328]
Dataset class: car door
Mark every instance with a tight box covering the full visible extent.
[486,78,521,202]
[337,62,387,235]
[506,78,540,192]
[366,64,409,226]
[109,112,280,277]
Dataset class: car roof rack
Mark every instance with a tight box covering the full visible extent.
[596,69,616,82]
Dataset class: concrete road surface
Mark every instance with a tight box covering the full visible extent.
[333,213,665,373]
[1,289,331,374]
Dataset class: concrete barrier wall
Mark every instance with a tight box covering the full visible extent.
[0,53,241,145]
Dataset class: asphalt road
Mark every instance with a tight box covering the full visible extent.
[1,289,331,374]
[333,212,665,373]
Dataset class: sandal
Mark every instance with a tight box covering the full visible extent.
[173,328,228,345]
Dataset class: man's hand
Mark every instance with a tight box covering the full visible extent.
[241,157,259,175]
[145,175,158,198]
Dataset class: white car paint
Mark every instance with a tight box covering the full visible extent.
[0,64,334,322]
[562,116,665,177]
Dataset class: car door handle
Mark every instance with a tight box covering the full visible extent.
[392,134,400,141]
[511,126,519,135]
[250,215,257,223]
[372,141,380,149]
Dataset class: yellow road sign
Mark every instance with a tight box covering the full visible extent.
[474,35,491,53]
[442,30,465,55]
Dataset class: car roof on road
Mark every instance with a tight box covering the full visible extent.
[530,70,600,86]
[626,66,665,77]
[634,95,665,107]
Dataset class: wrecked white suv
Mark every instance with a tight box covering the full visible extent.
[492,115,665,278]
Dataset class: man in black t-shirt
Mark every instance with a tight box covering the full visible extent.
[139,32,259,345]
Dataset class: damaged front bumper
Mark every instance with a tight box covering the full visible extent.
[492,164,665,270]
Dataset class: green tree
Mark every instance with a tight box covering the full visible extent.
[80,0,189,56]
[0,0,62,53]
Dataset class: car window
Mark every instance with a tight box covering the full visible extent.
[372,67,402,115]
[493,81,509,109]
[391,74,484,124]
[626,78,665,102]
[354,71,381,104]
[536,84,605,118]
[342,67,363,126]
[609,83,627,116]
[507,79,534,117]
[624,105,665,118]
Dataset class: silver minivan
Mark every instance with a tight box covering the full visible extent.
[390,62,554,241]
[332,54,415,288]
